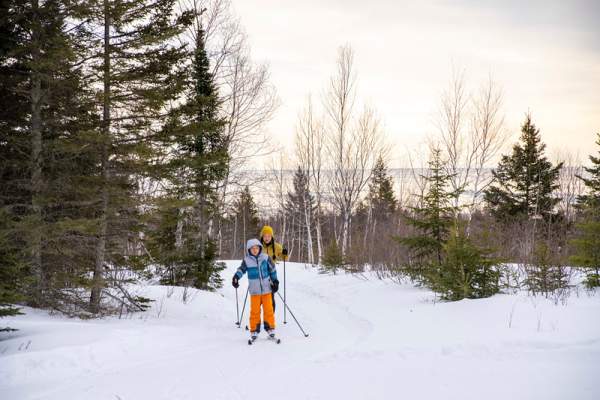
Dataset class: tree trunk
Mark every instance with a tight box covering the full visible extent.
[90,1,111,313]
[30,64,44,305]
[304,197,314,264]
[315,211,323,265]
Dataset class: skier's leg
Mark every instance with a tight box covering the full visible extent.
[249,294,262,334]
[263,293,275,333]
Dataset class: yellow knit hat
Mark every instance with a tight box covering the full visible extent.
[260,225,274,237]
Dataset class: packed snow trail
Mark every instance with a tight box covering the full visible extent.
[1,261,599,400]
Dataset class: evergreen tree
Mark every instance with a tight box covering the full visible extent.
[434,223,501,300]
[358,156,397,268]
[398,148,458,269]
[484,115,562,221]
[576,133,600,208]
[321,240,344,274]
[227,186,260,258]
[367,156,397,220]
[397,149,501,300]
[152,26,228,290]
[82,0,193,312]
[0,0,102,313]
[0,207,25,330]
[570,133,600,288]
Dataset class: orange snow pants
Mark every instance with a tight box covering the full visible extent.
[249,293,275,332]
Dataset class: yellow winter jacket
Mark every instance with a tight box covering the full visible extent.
[261,239,288,263]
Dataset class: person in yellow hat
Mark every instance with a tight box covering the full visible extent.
[259,225,287,311]
[259,225,287,263]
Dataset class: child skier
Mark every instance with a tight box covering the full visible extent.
[232,238,279,341]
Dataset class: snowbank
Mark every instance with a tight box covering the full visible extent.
[1,261,599,400]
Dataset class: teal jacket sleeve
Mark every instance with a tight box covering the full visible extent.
[235,260,247,280]
[268,258,278,281]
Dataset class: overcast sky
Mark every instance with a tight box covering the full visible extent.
[233,0,600,167]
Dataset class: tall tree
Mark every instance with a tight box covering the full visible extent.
[85,0,193,312]
[484,114,562,221]
[398,148,458,269]
[324,45,383,256]
[0,0,101,313]
[152,25,229,290]
[286,166,315,262]
[367,156,397,221]
[227,186,260,258]
[361,156,397,267]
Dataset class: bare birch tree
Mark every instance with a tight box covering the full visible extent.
[436,69,506,231]
[436,67,471,211]
[555,150,585,221]
[295,95,325,264]
[469,75,506,211]
[323,45,384,256]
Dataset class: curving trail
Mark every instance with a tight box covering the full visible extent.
[1,261,599,400]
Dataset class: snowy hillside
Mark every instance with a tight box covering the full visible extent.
[1,261,599,400]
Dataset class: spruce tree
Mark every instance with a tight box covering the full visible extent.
[226,186,260,258]
[436,223,501,300]
[152,26,228,290]
[0,208,25,330]
[321,240,344,274]
[82,0,193,312]
[398,148,458,269]
[360,156,397,268]
[0,0,102,313]
[576,133,600,208]
[484,115,562,221]
[570,133,600,288]
[367,156,398,219]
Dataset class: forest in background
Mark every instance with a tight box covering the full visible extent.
[1,0,599,326]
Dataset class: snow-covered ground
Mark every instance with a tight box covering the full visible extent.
[1,261,599,400]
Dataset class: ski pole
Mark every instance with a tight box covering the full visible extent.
[235,286,240,326]
[283,257,287,324]
[276,291,308,337]
[237,286,249,328]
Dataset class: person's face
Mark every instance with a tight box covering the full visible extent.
[263,233,272,244]
[250,245,260,256]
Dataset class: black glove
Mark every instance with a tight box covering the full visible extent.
[271,279,279,293]
[232,276,239,289]
[282,247,288,256]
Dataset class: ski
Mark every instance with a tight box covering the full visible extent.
[247,336,281,345]
[268,334,281,344]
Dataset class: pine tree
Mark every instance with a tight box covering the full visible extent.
[359,156,398,268]
[435,223,501,300]
[152,25,228,290]
[570,133,600,288]
[576,133,600,208]
[0,207,25,330]
[227,187,260,258]
[321,240,345,274]
[484,115,562,221]
[0,0,102,313]
[83,0,193,312]
[367,156,397,219]
[398,148,458,270]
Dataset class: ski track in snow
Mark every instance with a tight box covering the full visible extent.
[1,261,600,400]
